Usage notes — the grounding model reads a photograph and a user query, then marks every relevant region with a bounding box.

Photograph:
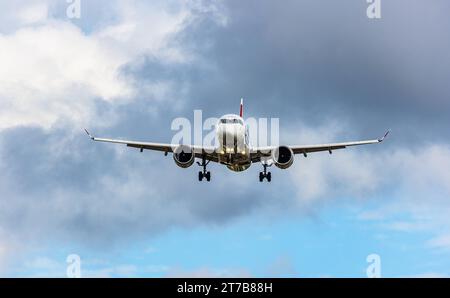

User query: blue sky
[8,203,445,278]
[1,0,450,277]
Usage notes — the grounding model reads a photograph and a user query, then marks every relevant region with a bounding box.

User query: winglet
[378,129,390,142]
[84,128,94,140]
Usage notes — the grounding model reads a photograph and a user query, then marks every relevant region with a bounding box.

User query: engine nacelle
[173,145,195,168]
[272,146,294,169]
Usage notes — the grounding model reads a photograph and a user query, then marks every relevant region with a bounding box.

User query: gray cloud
[168,0,450,143]
[0,123,294,248]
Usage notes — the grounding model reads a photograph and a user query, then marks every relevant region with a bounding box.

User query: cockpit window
[220,119,243,124]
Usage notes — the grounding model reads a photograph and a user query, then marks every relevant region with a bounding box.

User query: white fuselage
[216,114,251,171]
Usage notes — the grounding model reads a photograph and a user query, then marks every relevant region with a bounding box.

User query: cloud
[0,125,271,247]
[3,120,449,251]
[0,240,8,273]
[22,257,63,277]
[0,0,196,131]
[0,22,132,130]
[164,255,296,278]
[286,123,382,203]
[405,272,449,278]
[175,0,450,143]
[83,264,139,278]
[165,266,251,278]
[282,122,450,254]
[284,121,450,206]
[16,1,48,24]
[427,235,450,252]
[0,0,48,32]
[265,255,297,277]
[15,255,169,277]
[353,144,450,252]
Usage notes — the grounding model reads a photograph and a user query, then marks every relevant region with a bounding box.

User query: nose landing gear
[197,157,211,182]
[259,163,272,182]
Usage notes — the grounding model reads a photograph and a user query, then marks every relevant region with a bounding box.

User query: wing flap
[291,139,380,154]
[85,129,219,162]
[250,130,389,162]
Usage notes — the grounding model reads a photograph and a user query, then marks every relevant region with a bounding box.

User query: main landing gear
[197,157,211,182]
[259,163,272,182]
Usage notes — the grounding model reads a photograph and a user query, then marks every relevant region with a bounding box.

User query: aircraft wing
[251,130,390,162]
[84,129,219,162]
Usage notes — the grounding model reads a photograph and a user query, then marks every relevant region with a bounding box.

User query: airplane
[85,99,389,182]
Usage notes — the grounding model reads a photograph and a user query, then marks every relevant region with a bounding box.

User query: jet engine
[272,146,294,169]
[173,145,195,168]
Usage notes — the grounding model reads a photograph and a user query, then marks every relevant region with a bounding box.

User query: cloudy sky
[1,0,450,277]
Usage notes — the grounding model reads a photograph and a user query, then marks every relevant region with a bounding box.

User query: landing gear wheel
[197,157,211,182]
[259,163,272,182]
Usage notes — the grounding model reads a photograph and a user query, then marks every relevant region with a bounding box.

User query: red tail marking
[239,98,244,117]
